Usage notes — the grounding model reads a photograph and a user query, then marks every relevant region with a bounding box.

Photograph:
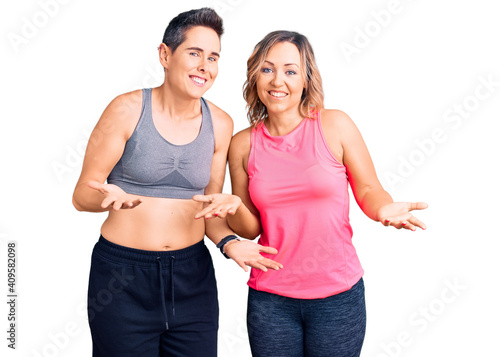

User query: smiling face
[162,26,220,100]
[256,41,305,119]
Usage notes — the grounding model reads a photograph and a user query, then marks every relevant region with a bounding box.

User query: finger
[112,199,124,211]
[246,261,268,272]
[213,209,228,218]
[404,223,417,231]
[258,246,278,255]
[386,213,412,224]
[132,198,143,207]
[120,198,143,209]
[400,221,416,231]
[233,259,249,273]
[383,219,391,227]
[392,222,403,229]
[194,202,226,219]
[408,202,428,211]
[125,200,136,209]
[260,258,283,270]
[407,216,426,230]
[204,210,223,219]
[194,206,216,219]
[100,196,115,209]
[192,194,213,203]
[386,219,405,229]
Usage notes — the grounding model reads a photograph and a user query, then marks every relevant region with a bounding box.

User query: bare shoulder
[206,99,233,134]
[228,127,252,173]
[106,89,143,118]
[99,89,144,139]
[321,109,356,131]
[230,127,252,152]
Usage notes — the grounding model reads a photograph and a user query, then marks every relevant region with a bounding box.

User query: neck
[266,109,304,136]
[154,83,201,120]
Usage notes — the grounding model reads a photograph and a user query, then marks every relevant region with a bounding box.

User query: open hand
[377,202,428,231]
[193,193,242,219]
[88,181,143,211]
[224,239,283,272]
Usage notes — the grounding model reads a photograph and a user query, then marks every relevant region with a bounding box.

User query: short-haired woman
[73,9,281,357]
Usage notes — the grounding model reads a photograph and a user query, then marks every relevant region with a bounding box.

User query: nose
[197,58,208,73]
[270,71,284,87]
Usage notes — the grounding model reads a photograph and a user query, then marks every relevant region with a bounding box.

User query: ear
[158,43,171,70]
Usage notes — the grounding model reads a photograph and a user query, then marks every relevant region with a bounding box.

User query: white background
[1,0,499,356]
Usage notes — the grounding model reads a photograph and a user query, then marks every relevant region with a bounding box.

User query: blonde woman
[195,31,427,356]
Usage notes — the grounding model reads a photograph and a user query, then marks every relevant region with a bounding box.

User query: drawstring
[156,257,169,330]
[156,256,176,330]
[171,256,176,316]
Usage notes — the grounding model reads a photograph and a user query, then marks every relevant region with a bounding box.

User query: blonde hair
[243,31,324,126]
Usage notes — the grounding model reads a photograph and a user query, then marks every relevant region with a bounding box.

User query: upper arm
[322,109,384,202]
[75,90,143,187]
[204,101,233,194]
[228,128,259,216]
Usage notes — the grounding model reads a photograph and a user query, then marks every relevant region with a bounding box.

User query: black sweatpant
[87,236,219,356]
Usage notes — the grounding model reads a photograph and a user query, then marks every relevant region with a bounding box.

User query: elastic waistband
[94,235,207,266]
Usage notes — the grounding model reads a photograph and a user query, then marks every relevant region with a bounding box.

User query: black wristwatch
[216,235,241,259]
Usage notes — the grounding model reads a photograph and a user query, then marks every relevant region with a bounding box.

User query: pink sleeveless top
[247,113,364,299]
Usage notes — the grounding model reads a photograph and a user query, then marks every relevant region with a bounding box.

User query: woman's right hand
[192,193,242,219]
[87,181,143,211]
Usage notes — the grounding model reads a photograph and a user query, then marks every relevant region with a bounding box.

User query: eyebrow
[185,47,220,57]
[264,60,299,67]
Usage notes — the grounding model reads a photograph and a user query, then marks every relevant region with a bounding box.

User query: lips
[190,75,207,86]
[268,90,288,98]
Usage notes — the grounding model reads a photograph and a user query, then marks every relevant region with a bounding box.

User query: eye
[208,56,217,62]
[261,67,273,74]
[286,70,297,75]
[189,52,200,57]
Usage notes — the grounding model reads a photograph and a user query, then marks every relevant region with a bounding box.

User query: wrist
[216,235,241,259]
[223,238,240,253]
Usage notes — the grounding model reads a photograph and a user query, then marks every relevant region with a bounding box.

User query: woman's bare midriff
[101,196,206,251]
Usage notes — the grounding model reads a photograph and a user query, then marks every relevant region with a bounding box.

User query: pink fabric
[247,113,364,299]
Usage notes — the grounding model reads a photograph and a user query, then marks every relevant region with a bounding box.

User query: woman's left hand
[193,193,242,219]
[377,202,428,231]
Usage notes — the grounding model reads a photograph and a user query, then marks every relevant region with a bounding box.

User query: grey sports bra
[107,88,215,199]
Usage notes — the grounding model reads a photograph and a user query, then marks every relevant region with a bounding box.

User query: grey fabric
[107,88,215,198]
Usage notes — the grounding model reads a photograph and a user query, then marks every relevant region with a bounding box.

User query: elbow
[72,195,84,212]
[244,227,262,240]
[232,225,261,240]
[243,232,261,240]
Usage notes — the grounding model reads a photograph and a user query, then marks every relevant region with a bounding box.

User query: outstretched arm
[322,109,427,231]
[72,91,144,212]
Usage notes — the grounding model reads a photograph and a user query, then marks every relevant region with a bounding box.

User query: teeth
[191,76,206,84]
[270,91,286,97]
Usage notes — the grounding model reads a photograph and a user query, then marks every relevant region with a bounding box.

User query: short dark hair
[162,8,223,53]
